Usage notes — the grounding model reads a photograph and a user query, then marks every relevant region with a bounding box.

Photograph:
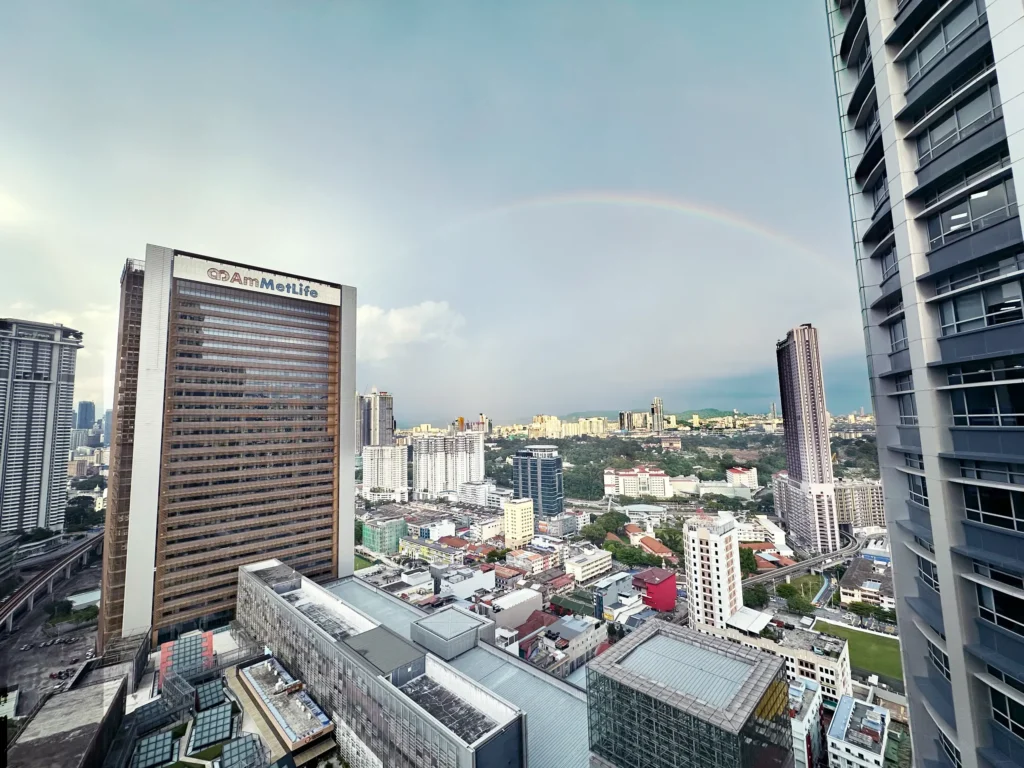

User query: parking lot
[0,563,100,715]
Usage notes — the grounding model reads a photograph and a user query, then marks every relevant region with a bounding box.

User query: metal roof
[450,646,590,767]
[343,626,424,675]
[726,606,773,635]
[617,633,751,709]
[327,579,425,639]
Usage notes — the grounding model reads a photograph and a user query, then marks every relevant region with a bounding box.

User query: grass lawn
[814,620,903,680]
[354,554,375,571]
[788,574,824,599]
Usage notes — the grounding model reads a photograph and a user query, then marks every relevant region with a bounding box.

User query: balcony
[847,56,876,117]
[863,200,893,243]
[914,673,957,731]
[870,271,903,309]
[887,0,943,48]
[854,124,884,183]
[906,583,945,636]
[902,22,992,122]
[924,215,1024,278]
[839,0,867,61]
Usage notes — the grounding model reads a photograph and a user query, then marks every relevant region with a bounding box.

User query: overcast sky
[0,2,868,424]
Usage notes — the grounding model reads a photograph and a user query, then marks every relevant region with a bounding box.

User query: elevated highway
[742,530,860,587]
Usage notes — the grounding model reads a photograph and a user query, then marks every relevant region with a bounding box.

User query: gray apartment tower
[827,1,1024,765]
[355,387,395,454]
[0,319,83,533]
[512,445,564,518]
[775,325,841,554]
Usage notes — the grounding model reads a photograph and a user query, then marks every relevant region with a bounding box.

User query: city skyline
[2,2,867,422]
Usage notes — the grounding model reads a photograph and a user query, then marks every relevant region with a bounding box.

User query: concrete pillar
[5,613,12,633]
[81,552,88,566]
[47,578,54,595]
[27,593,34,612]
[64,564,72,580]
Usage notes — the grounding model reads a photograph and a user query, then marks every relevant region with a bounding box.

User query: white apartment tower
[776,325,841,554]
[412,431,485,500]
[362,445,408,497]
[0,319,83,532]
[651,396,665,434]
[684,512,743,629]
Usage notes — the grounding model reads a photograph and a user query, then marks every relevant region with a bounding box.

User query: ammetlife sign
[172,254,342,306]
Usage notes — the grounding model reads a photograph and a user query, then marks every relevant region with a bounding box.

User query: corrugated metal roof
[451,646,590,768]
[327,579,425,639]
[617,633,752,709]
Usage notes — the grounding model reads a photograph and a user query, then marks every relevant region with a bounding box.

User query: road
[741,531,861,586]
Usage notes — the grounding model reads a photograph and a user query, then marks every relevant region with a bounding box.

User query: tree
[594,511,629,534]
[579,524,608,546]
[738,547,759,576]
[604,542,662,568]
[654,527,685,555]
[786,595,815,615]
[65,497,103,531]
[743,585,769,609]
[49,599,73,618]
[848,602,875,617]
[70,476,106,491]
[775,583,798,599]
[486,548,511,562]
[354,520,363,546]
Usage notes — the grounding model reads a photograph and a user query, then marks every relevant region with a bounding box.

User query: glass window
[939,279,1023,336]
[909,474,929,506]
[978,584,1024,636]
[939,732,962,768]
[991,686,1024,738]
[974,561,1024,590]
[927,179,1017,249]
[948,356,1024,384]
[960,459,1024,485]
[988,665,1024,695]
[936,253,1024,295]
[895,373,915,392]
[906,0,984,85]
[898,393,918,425]
[880,247,899,281]
[951,383,1024,426]
[928,640,951,681]
[918,555,940,592]
[905,453,925,470]
[871,174,890,210]
[890,318,908,352]
[964,483,1024,531]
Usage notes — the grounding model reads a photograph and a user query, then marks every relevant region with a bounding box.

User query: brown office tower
[99,246,356,651]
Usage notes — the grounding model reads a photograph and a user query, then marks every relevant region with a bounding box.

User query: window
[906,0,985,86]
[964,483,1024,531]
[926,151,1011,208]
[917,83,1002,166]
[908,474,929,506]
[936,253,1024,295]
[880,247,899,281]
[960,459,1024,485]
[864,103,880,142]
[905,452,924,470]
[898,393,919,425]
[915,535,935,554]
[918,555,940,592]
[871,174,890,210]
[948,356,1024,385]
[928,639,951,681]
[990,685,1024,737]
[975,561,1024,590]
[895,373,915,391]
[988,665,1024,695]
[978,583,1024,636]
[950,383,1024,426]
[939,731,962,768]
[927,178,1017,249]
[938,279,1024,335]
[890,318,908,352]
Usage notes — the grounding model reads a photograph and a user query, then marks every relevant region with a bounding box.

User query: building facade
[512,445,564,518]
[565,547,613,582]
[362,516,408,556]
[651,396,665,435]
[602,466,673,499]
[411,432,485,500]
[77,400,96,430]
[0,318,82,533]
[834,478,886,530]
[99,247,355,649]
[684,512,743,629]
[362,445,408,502]
[824,1,1024,763]
[587,622,794,768]
[502,497,534,549]
[775,325,841,554]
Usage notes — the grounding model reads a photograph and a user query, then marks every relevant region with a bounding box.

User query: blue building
[512,445,564,518]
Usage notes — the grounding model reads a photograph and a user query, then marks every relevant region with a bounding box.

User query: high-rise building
[362,445,408,502]
[366,387,395,446]
[684,512,743,629]
[503,497,534,549]
[833,478,886,530]
[101,408,113,447]
[775,325,840,553]
[355,392,370,454]
[411,431,485,500]
[0,319,83,533]
[823,2,1024,763]
[76,400,96,430]
[512,445,564,518]
[651,396,665,435]
[587,621,794,768]
[99,246,355,650]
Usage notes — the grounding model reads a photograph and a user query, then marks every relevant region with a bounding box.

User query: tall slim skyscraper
[99,246,355,650]
[512,445,564,517]
[775,325,840,554]
[367,387,395,446]
[825,2,1024,764]
[102,408,113,447]
[651,396,665,435]
[76,400,96,429]
[0,319,83,533]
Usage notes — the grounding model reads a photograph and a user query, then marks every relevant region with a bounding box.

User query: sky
[0,2,869,424]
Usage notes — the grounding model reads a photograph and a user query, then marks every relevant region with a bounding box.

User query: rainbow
[435,190,842,271]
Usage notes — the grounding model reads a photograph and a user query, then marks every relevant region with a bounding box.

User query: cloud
[0,188,34,227]
[357,301,465,362]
